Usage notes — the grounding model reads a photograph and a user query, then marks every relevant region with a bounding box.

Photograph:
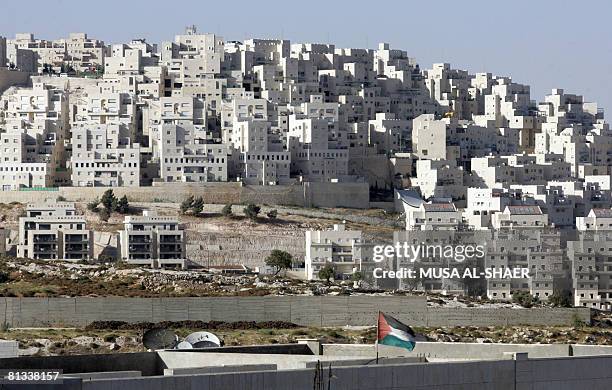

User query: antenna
[184,331,221,348]
[142,328,179,350]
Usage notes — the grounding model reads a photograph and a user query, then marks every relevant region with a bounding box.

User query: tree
[87,199,100,212]
[99,208,111,222]
[318,265,335,284]
[243,204,261,221]
[101,189,117,211]
[266,209,278,219]
[192,196,204,215]
[221,204,233,217]
[116,195,129,214]
[265,250,293,275]
[180,195,194,215]
[351,271,363,282]
[549,289,572,308]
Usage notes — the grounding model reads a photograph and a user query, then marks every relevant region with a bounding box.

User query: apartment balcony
[33,235,57,243]
[128,244,151,252]
[159,235,182,243]
[65,244,88,252]
[128,236,151,244]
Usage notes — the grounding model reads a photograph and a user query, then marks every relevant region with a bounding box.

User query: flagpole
[376,311,380,364]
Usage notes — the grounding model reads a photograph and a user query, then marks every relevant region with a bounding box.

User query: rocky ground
[4,320,612,357]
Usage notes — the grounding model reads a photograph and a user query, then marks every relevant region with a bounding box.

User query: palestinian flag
[377,312,416,351]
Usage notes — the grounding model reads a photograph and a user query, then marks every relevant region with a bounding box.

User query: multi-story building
[159,124,227,182]
[17,202,92,261]
[118,210,186,268]
[70,123,141,187]
[305,224,375,281]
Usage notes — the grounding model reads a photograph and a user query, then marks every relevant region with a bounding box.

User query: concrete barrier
[323,342,572,360]
[0,296,590,328]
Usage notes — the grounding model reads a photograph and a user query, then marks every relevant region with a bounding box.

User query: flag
[377,312,416,351]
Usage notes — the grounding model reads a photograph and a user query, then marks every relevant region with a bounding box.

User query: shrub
[116,195,129,214]
[180,195,194,214]
[192,196,204,215]
[56,195,66,201]
[243,204,261,221]
[266,209,278,219]
[221,204,233,217]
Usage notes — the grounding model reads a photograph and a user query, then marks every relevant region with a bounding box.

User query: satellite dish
[184,331,221,348]
[176,341,193,350]
[142,328,179,350]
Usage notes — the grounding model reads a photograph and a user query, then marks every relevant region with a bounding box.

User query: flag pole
[375,311,380,364]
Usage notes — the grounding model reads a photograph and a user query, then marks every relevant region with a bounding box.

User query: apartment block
[118,210,186,269]
[17,202,93,261]
[305,223,374,281]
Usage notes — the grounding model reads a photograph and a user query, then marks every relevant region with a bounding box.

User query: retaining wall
[0,296,590,328]
[0,182,370,209]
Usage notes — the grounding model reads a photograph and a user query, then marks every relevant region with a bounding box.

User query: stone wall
[0,182,370,209]
[0,296,590,328]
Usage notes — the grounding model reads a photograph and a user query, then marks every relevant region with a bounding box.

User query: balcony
[129,236,151,244]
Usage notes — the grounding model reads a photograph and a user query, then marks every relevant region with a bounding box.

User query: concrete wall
[0,68,30,94]
[0,352,161,375]
[323,342,572,360]
[78,356,612,390]
[0,182,370,209]
[516,354,612,390]
[0,296,590,328]
[80,360,517,390]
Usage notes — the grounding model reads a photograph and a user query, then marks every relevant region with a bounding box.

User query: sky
[3,0,612,112]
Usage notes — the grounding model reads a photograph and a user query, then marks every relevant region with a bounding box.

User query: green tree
[180,195,194,214]
[192,196,204,215]
[266,209,278,219]
[549,289,572,308]
[221,204,233,217]
[99,208,111,222]
[318,265,335,284]
[116,195,129,214]
[265,250,293,275]
[243,204,261,221]
[101,189,117,211]
[351,271,363,282]
[87,199,100,212]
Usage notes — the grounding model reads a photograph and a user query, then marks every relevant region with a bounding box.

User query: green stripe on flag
[379,334,415,351]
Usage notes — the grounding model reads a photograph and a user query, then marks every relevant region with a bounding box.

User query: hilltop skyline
[3,0,611,112]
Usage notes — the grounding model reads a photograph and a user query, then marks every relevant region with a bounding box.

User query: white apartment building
[159,124,227,182]
[287,115,349,182]
[57,33,107,73]
[491,205,548,230]
[0,82,69,189]
[17,202,93,261]
[70,123,141,187]
[118,210,186,269]
[404,201,462,231]
[305,224,374,281]
[414,159,465,202]
[230,118,290,185]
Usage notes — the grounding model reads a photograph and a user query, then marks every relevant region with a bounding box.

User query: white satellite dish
[176,341,194,350]
[184,331,221,348]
